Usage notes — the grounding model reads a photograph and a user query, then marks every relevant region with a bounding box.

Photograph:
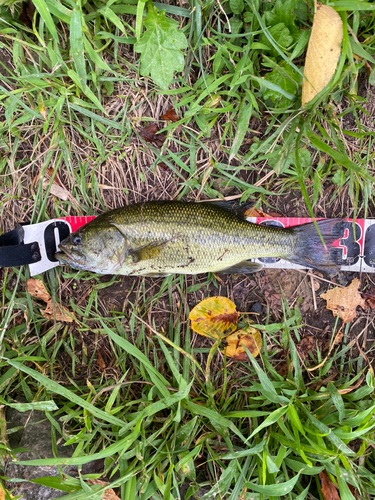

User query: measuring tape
[247,217,375,273]
[2,216,374,276]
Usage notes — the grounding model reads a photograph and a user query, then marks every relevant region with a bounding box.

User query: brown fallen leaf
[297,334,316,360]
[140,124,166,147]
[160,106,179,122]
[97,351,106,372]
[40,168,71,202]
[223,327,262,361]
[264,290,282,309]
[302,3,343,105]
[319,470,340,500]
[43,182,70,201]
[321,278,366,324]
[276,358,292,377]
[41,301,76,322]
[243,206,282,218]
[19,0,36,28]
[26,278,50,303]
[189,296,238,339]
[361,284,375,310]
[87,479,120,500]
[158,162,169,171]
[244,207,271,217]
[47,168,65,187]
[27,278,75,323]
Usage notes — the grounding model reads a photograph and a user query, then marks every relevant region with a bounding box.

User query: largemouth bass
[55,200,344,276]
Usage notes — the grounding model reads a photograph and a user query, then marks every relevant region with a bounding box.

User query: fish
[55,200,344,276]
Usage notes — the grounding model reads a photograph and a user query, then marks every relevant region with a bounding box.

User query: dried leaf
[158,162,169,171]
[160,107,179,122]
[321,278,366,324]
[140,124,166,147]
[97,351,106,372]
[42,169,70,201]
[87,479,120,500]
[27,278,76,323]
[41,301,76,323]
[362,284,375,309]
[244,207,272,217]
[19,0,36,28]
[189,296,238,339]
[297,335,316,360]
[264,290,282,309]
[244,206,282,218]
[44,182,70,201]
[27,278,51,303]
[47,168,64,187]
[302,3,343,105]
[319,470,340,500]
[223,327,262,361]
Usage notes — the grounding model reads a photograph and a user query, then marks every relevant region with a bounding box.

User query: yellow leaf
[222,327,262,361]
[320,278,366,324]
[302,2,343,106]
[0,486,13,499]
[38,102,47,120]
[188,296,238,339]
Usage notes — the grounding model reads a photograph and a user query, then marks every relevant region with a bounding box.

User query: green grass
[2,288,375,499]
[1,0,375,498]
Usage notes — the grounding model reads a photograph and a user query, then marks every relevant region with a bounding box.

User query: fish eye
[72,235,82,245]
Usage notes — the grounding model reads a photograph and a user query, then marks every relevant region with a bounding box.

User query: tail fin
[288,219,345,272]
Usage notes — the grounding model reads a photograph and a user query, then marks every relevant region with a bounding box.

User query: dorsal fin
[204,200,253,220]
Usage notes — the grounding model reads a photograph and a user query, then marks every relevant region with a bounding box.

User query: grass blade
[70,8,87,90]
[229,98,253,161]
[7,360,125,427]
[245,473,301,495]
[32,0,58,41]
[99,320,171,398]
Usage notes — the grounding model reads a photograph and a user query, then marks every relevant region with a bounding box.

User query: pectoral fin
[217,261,263,275]
[129,241,166,263]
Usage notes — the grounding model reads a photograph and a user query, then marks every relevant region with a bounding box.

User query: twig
[310,272,318,311]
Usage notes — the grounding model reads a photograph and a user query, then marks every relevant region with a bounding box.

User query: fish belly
[115,232,282,276]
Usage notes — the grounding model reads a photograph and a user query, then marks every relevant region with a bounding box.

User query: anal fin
[138,272,173,278]
[216,261,263,275]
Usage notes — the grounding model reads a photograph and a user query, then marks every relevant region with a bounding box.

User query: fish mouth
[55,246,86,265]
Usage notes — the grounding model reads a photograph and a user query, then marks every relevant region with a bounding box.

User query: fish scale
[55,201,344,275]
[105,202,294,275]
